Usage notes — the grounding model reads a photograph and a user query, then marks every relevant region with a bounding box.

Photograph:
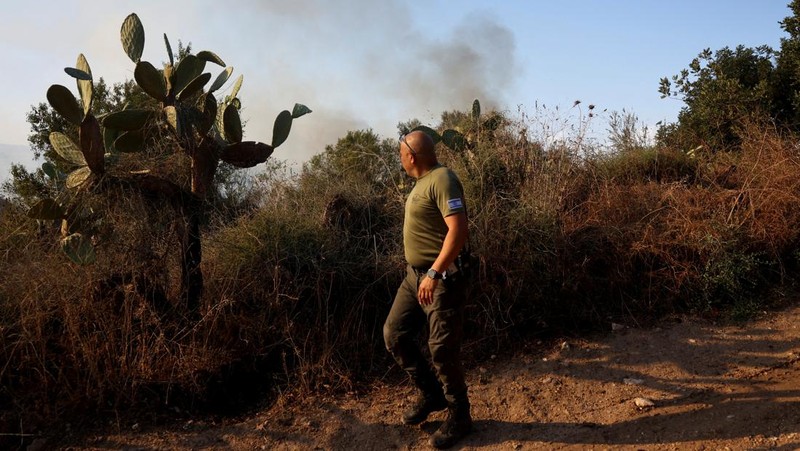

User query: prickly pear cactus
[28,12,311,312]
[412,99,479,152]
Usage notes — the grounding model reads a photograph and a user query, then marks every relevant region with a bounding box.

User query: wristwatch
[426,268,443,280]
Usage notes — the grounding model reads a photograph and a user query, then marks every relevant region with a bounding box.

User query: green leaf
[196,50,225,67]
[102,109,152,131]
[177,72,211,101]
[209,67,233,93]
[114,130,145,152]
[173,55,206,97]
[163,33,174,66]
[76,54,93,115]
[61,233,96,265]
[27,198,64,220]
[134,61,167,101]
[66,166,92,189]
[64,67,92,80]
[223,103,242,143]
[46,84,83,125]
[220,141,274,168]
[411,125,442,144]
[291,103,312,119]
[120,13,145,63]
[49,132,86,166]
[272,110,293,148]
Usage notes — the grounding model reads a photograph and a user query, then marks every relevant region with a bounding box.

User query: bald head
[399,130,438,178]
[403,130,436,158]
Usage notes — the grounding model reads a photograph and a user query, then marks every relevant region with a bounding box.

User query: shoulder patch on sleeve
[448,198,464,210]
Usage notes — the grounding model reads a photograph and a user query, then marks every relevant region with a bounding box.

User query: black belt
[410,265,429,276]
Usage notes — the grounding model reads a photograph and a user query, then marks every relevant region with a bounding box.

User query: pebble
[634,397,655,408]
[623,378,644,385]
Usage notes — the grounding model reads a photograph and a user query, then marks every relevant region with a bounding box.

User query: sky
[0,1,792,181]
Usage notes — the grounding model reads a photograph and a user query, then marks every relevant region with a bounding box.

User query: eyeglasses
[399,134,418,156]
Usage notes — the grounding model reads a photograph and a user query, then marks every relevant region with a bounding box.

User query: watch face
[427,269,441,279]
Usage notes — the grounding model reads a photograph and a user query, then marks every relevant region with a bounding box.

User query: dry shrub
[5,111,800,432]
[201,161,405,394]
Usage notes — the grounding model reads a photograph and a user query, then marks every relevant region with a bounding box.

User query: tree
[658,45,775,150]
[657,2,800,150]
[304,129,399,190]
[773,0,800,128]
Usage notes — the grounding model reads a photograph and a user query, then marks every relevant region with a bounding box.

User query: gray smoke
[233,1,519,164]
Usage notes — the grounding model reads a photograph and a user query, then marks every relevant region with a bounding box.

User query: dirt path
[53,305,800,450]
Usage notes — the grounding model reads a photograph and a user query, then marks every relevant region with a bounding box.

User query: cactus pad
[197,93,217,136]
[209,67,233,93]
[229,74,243,100]
[114,130,145,153]
[134,61,167,101]
[272,110,293,148]
[223,103,242,143]
[173,55,206,97]
[177,72,211,101]
[79,114,106,173]
[27,198,65,220]
[441,129,468,152]
[76,54,93,115]
[65,166,92,189]
[163,33,174,66]
[61,233,96,265]
[220,141,274,168]
[50,132,87,166]
[64,67,92,80]
[46,84,83,125]
[102,109,151,131]
[411,125,442,144]
[291,103,312,119]
[42,162,60,180]
[197,50,225,67]
[121,13,145,63]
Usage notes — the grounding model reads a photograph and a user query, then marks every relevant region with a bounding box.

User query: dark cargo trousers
[383,265,469,404]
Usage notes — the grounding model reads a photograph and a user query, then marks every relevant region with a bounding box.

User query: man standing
[383,130,472,448]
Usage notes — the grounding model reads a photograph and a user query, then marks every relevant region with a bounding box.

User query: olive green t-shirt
[403,165,466,268]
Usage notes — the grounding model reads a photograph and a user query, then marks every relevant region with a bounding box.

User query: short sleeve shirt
[403,165,466,268]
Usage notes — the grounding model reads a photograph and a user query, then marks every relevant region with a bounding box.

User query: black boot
[402,389,448,425]
[429,401,472,449]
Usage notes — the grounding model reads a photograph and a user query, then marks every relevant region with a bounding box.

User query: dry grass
[3,113,800,433]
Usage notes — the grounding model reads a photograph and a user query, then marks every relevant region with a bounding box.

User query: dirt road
[54,305,800,450]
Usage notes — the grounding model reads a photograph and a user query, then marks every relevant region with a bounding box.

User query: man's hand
[418,276,438,306]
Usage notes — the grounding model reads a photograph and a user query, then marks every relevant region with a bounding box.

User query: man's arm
[417,211,468,305]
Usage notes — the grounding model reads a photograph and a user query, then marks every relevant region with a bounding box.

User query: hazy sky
[0,1,791,176]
